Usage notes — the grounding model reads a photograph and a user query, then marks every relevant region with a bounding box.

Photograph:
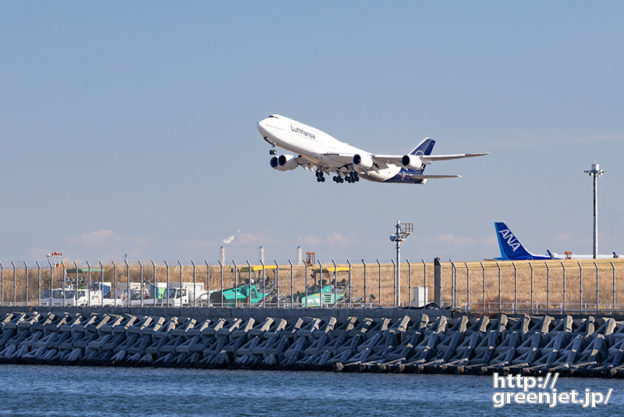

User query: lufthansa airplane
[256,114,487,184]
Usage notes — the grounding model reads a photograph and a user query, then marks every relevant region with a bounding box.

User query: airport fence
[0,259,623,314]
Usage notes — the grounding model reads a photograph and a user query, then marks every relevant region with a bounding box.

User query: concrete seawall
[0,308,623,378]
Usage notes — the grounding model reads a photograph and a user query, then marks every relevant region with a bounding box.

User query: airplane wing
[276,153,355,172]
[421,153,488,162]
[294,155,317,170]
[324,153,404,170]
[367,155,403,169]
[321,152,488,171]
[320,153,358,168]
[371,153,488,168]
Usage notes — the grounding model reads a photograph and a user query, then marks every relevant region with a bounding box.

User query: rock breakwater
[0,311,623,377]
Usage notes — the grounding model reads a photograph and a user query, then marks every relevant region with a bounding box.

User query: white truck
[64,289,103,306]
[39,288,102,307]
[143,283,208,307]
[39,289,64,307]
[101,290,126,307]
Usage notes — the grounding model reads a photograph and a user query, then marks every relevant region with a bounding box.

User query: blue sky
[1,2,623,264]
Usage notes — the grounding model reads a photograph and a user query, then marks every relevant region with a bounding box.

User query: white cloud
[302,235,321,246]
[221,230,279,246]
[70,229,122,248]
[434,233,475,246]
[238,232,264,244]
[66,230,150,261]
[327,232,351,247]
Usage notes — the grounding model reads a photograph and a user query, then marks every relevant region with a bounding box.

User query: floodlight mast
[390,220,412,306]
[584,163,605,259]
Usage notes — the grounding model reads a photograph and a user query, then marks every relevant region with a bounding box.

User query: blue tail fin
[409,138,435,156]
[494,222,533,260]
[386,138,436,183]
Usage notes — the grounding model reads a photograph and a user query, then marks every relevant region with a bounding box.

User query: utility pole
[584,163,605,259]
[390,220,412,307]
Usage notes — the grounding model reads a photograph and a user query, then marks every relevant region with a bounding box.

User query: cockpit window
[268,114,278,118]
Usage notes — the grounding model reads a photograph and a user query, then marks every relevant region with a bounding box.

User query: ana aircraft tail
[494,222,550,260]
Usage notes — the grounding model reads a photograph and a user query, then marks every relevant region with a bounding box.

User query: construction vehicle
[209,283,271,307]
[298,266,349,307]
[298,281,346,307]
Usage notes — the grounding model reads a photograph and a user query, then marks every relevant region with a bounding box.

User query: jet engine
[278,154,298,170]
[401,154,423,170]
[352,153,374,169]
[270,154,297,171]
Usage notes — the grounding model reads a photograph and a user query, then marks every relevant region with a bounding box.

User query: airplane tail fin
[403,138,435,175]
[494,222,533,260]
[409,138,435,156]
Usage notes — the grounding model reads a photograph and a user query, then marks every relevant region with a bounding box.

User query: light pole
[389,220,412,307]
[584,163,605,259]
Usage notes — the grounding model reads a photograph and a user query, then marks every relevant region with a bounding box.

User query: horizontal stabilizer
[412,174,461,179]
[422,153,488,163]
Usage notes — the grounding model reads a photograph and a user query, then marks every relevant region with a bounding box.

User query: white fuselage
[257,114,400,182]
[549,251,618,260]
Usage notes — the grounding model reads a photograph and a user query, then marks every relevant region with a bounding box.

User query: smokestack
[220,246,225,265]
[297,246,302,265]
[259,246,264,264]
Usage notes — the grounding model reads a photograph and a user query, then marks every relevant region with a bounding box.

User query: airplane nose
[257,119,269,136]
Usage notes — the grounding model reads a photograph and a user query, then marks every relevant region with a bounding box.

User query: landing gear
[332,172,359,183]
[316,171,325,182]
[344,172,360,183]
[269,148,276,155]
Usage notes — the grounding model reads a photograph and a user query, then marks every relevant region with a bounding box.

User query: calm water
[0,365,623,416]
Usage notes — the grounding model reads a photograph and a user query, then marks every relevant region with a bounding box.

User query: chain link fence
[0,259,622,313]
